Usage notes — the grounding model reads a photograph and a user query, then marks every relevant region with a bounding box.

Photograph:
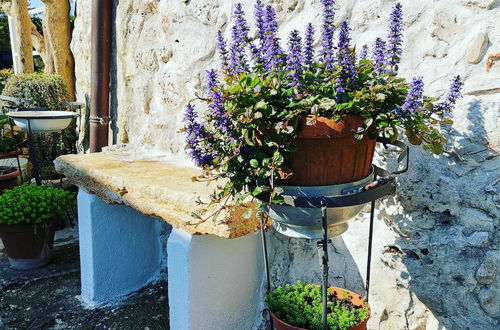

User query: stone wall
[71,0,499,329]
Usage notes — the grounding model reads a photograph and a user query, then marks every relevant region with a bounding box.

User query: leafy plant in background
[0,111,24,154]
[3,73,69,110]
[266,281,369,330]
[0,68,13,92]
[181,0,463,221]
[0,184,76,226]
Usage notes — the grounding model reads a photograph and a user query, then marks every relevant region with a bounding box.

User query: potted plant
[0,113,18,159]
[0,184,76,270]
[267,281,369,330]
[181,1,463,223]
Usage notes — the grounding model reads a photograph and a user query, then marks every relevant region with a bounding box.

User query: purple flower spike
[372,37,388,75]
[229,3,250,75]
[184,104,212,166]
[435,75,463,113]
[255,0,266,42]
[335,22,357,97]
[286,30,303,86]
[359,44,368,60]
[402,77,425,113]
[251,0,266,65]
[320,0,336,70]
[304,23,315,70]
[216,31,229,71]
[206,70,233,134]
[263,5,285,72]
[387,2,404,71]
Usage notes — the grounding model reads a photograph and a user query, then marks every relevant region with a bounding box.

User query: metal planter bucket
[264,168,374,239]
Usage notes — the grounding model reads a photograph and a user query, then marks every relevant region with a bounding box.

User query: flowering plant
[182,1,463,220]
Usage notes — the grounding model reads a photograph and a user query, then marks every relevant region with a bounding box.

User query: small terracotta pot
[0,150,18,160]
[270,287,370,330]
[288,115,376,186]
[0,166,20,194]
[0,222,55,270]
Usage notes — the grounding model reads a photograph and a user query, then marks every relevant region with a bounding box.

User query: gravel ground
[0,227,169,330]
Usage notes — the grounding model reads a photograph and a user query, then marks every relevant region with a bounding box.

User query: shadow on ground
[0,230,169,330]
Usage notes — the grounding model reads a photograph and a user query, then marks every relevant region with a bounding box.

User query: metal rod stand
[318,198,330,330]
[259,213,273,330]
[26,119,41,185]
[365,171,378,302]
[8,120,23,184]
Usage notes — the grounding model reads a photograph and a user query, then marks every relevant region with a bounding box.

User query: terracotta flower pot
[0,223,55,270]
[0,150,18,160]
[0,166,20,194]
[288,115,376,186]
[270,287,370,330]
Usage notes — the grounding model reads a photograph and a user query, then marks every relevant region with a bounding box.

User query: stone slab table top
[54,153,261,239]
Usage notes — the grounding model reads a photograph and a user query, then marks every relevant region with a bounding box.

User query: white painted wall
[77,189,171,307]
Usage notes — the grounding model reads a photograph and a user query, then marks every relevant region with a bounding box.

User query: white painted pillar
[77,189,166,307]
[168,228,264,330]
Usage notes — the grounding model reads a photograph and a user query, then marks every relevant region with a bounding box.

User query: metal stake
[319,198,329,330]
[26,119,41,185]
[365,172,378,302]
[258,213,273,330]
[8,119,23,184]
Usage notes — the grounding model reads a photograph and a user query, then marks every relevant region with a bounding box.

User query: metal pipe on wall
[90,0,112,153]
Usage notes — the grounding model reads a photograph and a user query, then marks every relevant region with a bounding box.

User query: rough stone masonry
[71,1,499,329]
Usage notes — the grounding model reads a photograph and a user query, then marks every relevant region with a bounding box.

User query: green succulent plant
[266,281,369,330]
[0,184,76,226]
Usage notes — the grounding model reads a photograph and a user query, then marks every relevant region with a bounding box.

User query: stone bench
[54,153,265,330]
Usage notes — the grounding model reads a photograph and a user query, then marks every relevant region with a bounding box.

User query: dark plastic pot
[270,287,370,330]
[0,223,55,270]
[0,166,20,194]
[288,115,376,186]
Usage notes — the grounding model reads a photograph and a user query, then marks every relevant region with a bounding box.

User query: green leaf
[252,186,263,196]
[250,159,259,168]
[242,208,253,219]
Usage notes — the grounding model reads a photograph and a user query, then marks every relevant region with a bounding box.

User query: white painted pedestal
[77,190,167,307]
[168,228,264,330]
[77,189,264,329]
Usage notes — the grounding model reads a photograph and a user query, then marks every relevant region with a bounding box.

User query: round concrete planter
[0,166,20,194]
[0,223,54,270]
[264,169,374,239]
[270,287,370,330]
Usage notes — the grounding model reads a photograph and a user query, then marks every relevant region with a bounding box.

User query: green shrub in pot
[0,184,76,269]
[0,184,76,226]
[267,281,369,330]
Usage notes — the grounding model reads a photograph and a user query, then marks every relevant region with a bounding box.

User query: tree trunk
[41,0,75,100]
[8,0,34,73]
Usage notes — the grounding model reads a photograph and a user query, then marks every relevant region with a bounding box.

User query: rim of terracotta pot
[0,167,20,181]
[298,115,371,139]
[269,286,371,330]
[0,150,18,160]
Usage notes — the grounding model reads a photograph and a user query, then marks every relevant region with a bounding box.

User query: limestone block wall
[71,0,499,329]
